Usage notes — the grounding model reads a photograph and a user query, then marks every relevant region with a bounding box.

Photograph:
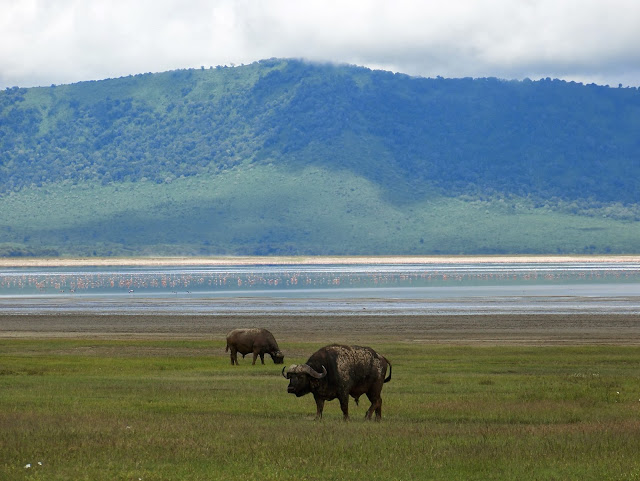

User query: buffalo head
[282,364,327,397]
[271,350,285,364]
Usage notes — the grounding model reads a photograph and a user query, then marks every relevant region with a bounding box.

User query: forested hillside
[1,59,639,256]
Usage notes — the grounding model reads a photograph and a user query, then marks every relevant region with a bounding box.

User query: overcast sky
[2,0,639,90]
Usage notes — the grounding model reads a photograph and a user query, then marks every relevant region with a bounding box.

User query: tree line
[1,59,639,205]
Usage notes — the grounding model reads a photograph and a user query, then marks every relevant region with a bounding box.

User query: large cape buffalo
[225,328,284,365]
[282,344,392,420]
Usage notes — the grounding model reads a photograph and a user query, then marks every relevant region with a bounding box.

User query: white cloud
[1,0,639,89]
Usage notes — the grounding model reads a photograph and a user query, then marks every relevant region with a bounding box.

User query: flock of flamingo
[1,265,638,295]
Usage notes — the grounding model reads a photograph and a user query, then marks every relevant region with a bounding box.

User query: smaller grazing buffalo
[225,328,284,365]
[282,344,391,421]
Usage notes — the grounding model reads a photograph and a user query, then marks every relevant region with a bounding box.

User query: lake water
[1,262,640,316]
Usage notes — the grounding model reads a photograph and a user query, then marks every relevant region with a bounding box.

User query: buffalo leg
[252,351,257,365]
[365,393,383,421]
[338,395,350,421]
[314,396,325,420]
[230,348,238,365]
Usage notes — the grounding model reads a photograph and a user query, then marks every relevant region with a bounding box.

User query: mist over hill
[1,59,639,256]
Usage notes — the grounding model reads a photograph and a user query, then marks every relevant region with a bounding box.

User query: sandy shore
[1,255,640,267]
[2,313,639,346]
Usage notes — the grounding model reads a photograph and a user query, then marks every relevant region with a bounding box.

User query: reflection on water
[1,290,640,316]
[1,262,639,315]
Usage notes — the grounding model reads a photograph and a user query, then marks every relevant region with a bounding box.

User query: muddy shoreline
[2,313,639,345]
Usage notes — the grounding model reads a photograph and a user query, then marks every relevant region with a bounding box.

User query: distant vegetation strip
[2,255,640,268]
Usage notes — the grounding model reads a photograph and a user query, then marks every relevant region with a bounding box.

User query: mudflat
[1,312,639,346]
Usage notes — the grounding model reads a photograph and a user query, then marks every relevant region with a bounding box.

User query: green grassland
[2,339,640,480]
[2,164,639,257]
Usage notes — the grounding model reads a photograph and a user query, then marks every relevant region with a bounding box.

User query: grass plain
[3,165,640,257]
[1,313,640,480]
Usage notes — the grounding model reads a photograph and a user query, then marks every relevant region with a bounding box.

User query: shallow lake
[1,262,639,316]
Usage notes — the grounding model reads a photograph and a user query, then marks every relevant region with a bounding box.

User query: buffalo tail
[384,359,392,383]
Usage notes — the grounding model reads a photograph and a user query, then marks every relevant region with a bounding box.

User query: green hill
[1,59,639,256]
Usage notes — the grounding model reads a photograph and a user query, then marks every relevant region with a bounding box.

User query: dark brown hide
[284,344,391,420]
[225,328,284,365]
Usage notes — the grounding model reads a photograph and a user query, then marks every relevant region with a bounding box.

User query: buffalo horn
[301,364,327,379]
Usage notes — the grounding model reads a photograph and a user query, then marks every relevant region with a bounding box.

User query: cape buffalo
[282,344,392,421]
[225,328,284,365]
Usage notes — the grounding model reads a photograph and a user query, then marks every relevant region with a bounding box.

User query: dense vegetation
[1,59,639,256]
